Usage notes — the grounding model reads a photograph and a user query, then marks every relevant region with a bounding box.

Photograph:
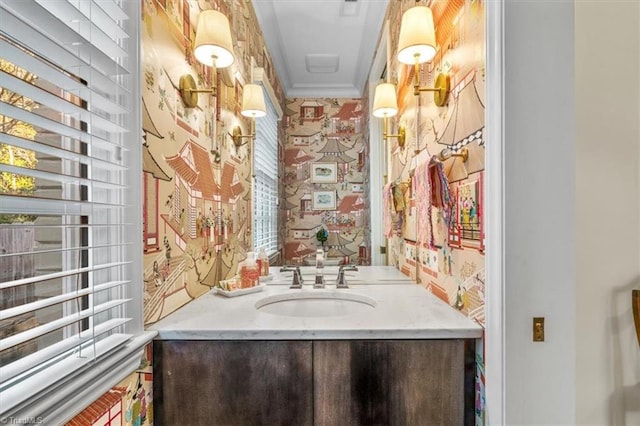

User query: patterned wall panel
[283,98,370,266]
[141,0,284,325]
[382,0,485,326]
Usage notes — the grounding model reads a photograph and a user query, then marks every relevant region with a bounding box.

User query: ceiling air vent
[305,54,340,73]
[341,0,359,16]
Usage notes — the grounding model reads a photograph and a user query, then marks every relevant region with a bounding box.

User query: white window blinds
[253,85,278,255]
[0,0,151,420]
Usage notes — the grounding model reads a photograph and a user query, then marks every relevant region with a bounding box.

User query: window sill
[3,331,157,425]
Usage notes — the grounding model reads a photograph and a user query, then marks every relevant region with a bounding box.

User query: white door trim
[485,0,505,424]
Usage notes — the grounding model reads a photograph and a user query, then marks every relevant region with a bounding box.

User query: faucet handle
[336,264,357,289]
[314,274,325,289]
[339,265,358,272]
[280,266,303,289]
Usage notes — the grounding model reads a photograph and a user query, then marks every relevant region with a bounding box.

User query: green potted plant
[316,227,328,248]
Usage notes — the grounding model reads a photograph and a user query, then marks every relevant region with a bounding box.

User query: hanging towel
[414,157,453,249]
[428,158,453,227]
[392,182,409,212]
[414,160,430,248]
[382,182,394,238]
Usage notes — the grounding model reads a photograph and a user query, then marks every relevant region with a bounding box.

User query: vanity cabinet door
[154,340,313,426]
[313,340,466,426]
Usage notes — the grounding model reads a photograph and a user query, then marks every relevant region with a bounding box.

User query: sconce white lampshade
[241,84,266,118]
[372,83,398,118]
[194,10,235,68]
[397,6,437,65]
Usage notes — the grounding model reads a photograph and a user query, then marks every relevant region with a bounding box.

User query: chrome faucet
[280,266,303,289]
[314,249,325,289]
[336,265,358,289]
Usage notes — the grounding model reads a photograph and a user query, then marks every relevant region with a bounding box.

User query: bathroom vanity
[150,268,482,425]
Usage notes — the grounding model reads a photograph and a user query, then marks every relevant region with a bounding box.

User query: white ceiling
[251,0,389,98]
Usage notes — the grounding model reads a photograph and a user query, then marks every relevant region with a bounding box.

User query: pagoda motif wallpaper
[93,1,286,424]
[283,98,370,266]
[382,0,485,327]
[140,0,284,326]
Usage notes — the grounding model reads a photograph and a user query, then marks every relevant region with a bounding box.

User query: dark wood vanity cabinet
[153,340,313,425]
[154,339,473,426]
[313,340,468,426]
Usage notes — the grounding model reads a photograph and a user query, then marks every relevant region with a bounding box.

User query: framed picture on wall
[311,162,337,183]
[312,190,336,210]
[449,174,485,252]
[459,180,480,240]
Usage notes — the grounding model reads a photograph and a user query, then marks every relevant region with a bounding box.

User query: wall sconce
[436,147,468,162]
[231,83,266,147]
[372,82,406,148]
[179,10,235,107]
[397,6,450,106]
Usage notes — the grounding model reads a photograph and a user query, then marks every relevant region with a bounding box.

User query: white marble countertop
[150,268,482,340]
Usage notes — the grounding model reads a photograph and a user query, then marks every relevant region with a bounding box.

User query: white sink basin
[255,291,376,317]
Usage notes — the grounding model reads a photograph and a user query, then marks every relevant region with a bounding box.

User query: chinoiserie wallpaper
[282,98,371,266]
[140,0,284,326]
[379,1,486,422]
[383,0,485,329]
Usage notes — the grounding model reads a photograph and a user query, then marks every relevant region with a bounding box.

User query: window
[0,0,152,421]
[253,83,278,255]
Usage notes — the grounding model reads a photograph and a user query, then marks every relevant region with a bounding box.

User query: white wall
[502,1,640,424]
[504,1,576,424]
[575,2,640,425]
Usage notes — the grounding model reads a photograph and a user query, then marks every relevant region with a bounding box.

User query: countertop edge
[153,328,483,341]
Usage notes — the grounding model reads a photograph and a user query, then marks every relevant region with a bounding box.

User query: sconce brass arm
[412,55,450,106]
[382,117,406,148]
[179,55,219,107]
[231,126,255,147]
